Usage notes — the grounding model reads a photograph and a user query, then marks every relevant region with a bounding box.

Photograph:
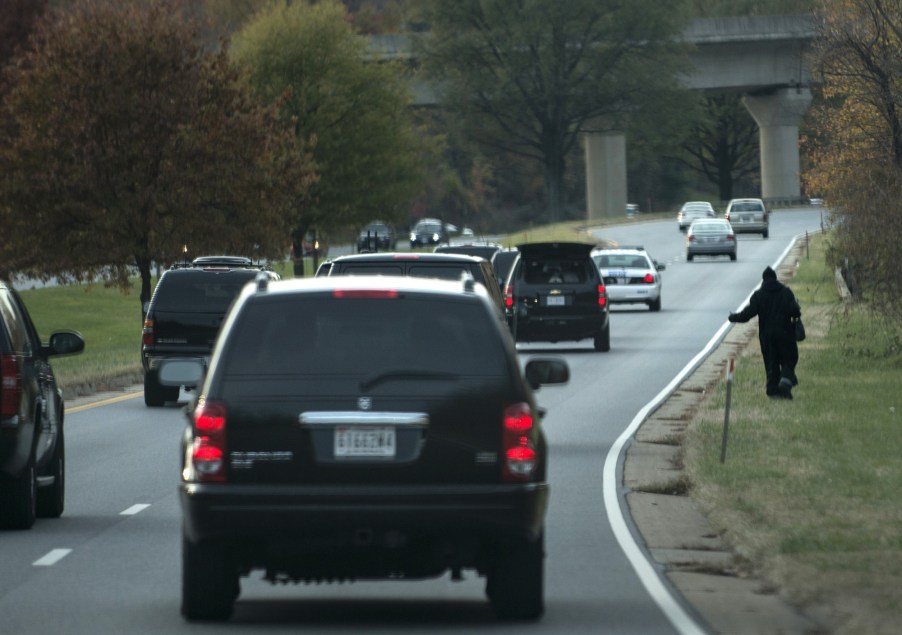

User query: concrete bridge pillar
[742,87,812,199]
[584,129,627,221]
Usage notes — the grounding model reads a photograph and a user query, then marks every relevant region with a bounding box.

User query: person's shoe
[778,377,793,399]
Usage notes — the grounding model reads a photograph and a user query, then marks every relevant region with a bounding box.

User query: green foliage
[413,0,695,222]
[0,0,315,308]
[231,0,429,235]
[675,93,760,201]
[806,0,902,323]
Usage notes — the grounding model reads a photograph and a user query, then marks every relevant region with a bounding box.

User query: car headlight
[410,232,416,240]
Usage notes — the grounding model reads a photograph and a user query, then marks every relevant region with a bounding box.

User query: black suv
[356,221,397,253]
[504,242,611,351]
[158,274,568,621]
[1,281,84,529]
[141,256,279,407]
[322,252,506,312]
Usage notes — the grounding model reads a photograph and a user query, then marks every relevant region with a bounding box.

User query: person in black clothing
[728,266,801,399]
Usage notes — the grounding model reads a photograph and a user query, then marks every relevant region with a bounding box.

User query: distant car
[686,219,737,261]
[591,246,665,312]
[409,218,447,248]
[724,198,769,238]
[433,243,502,262]
[504,242,611,351]
[356,221,396,253]
[323,252,505,313]
[1,281,84,529]
[141,256,279,407]
[159,274,569,621]
[677,201,716,231]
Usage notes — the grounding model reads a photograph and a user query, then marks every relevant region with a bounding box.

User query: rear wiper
[360,370,460,391]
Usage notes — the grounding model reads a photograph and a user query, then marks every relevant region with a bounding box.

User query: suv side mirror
[524,358,569,390]
[46,331,85,357]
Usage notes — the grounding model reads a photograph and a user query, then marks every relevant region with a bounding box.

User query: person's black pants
[760,334,797,395]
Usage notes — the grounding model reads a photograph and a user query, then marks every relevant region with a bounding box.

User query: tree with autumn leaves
[0,0,316,308]
[807,0,902,321]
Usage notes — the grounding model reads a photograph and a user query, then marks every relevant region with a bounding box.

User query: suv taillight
[1,354,21,418]
[503,402,537,482]
[190,399,227,482]
[504,284,513,310]
[597,284,607,307]
[142,318,154,347]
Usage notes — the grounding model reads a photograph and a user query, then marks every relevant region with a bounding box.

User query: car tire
[593,322,611,352]
[487,532,544,620]
[730,253,737,261]
[144,370,179,407]
[0,455,36,530]
[763,229,769,239]
[687,254,694,262]
[36,431,65,518]
[181,535,238,621]
[648,297,661,312]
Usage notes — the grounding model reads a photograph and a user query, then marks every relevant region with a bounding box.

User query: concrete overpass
[370,15,818,218]
[586,15,816,219]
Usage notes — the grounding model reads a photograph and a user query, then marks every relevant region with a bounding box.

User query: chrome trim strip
[298,411,429,427]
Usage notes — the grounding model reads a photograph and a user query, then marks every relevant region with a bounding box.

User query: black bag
[793,317,806,342]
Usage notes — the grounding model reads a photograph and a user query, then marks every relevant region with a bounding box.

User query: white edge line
[33,548,72,567]
[120,503,151,516]
[602,233,809,634]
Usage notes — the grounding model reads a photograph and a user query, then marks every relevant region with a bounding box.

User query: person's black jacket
[729,278,801,342]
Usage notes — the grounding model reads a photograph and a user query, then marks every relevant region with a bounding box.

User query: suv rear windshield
[730,202,764,212]
[522,258,594,285]
[221,295,508,379]
[152,270,259,312]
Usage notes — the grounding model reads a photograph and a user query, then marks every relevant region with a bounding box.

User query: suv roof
[324,252,505,312]
[167,255,274,271]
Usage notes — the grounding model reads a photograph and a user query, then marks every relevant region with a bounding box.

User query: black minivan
[504,242,611,351]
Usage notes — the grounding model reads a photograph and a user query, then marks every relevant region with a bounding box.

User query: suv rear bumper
[513,313,607,342]
[180,482,548,543]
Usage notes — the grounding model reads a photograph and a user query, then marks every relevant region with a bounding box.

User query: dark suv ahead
[1,281,84,529]
[322,252,505,312]
[504,242,611,351]
[159,275,568,621]
[141,256,279,407]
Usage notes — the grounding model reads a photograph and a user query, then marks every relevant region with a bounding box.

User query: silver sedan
[686,219,737,261]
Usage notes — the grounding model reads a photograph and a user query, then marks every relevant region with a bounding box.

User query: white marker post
[721,358,735,464]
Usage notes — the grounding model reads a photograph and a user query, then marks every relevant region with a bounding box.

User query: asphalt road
[0,208,825,634]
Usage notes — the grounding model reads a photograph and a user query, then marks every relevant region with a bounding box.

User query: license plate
[334,426,396,458]
[545,296,565,306]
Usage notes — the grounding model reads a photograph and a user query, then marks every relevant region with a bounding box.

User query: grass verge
[683,234,902,634]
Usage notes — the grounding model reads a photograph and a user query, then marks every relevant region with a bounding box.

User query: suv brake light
[502,402,537,481]
[142,318,154,347]
[597,284,607,307]
[1,354,21,418]
[190,399,227,482]
[332,289,399,299]
[504,284,513,310]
